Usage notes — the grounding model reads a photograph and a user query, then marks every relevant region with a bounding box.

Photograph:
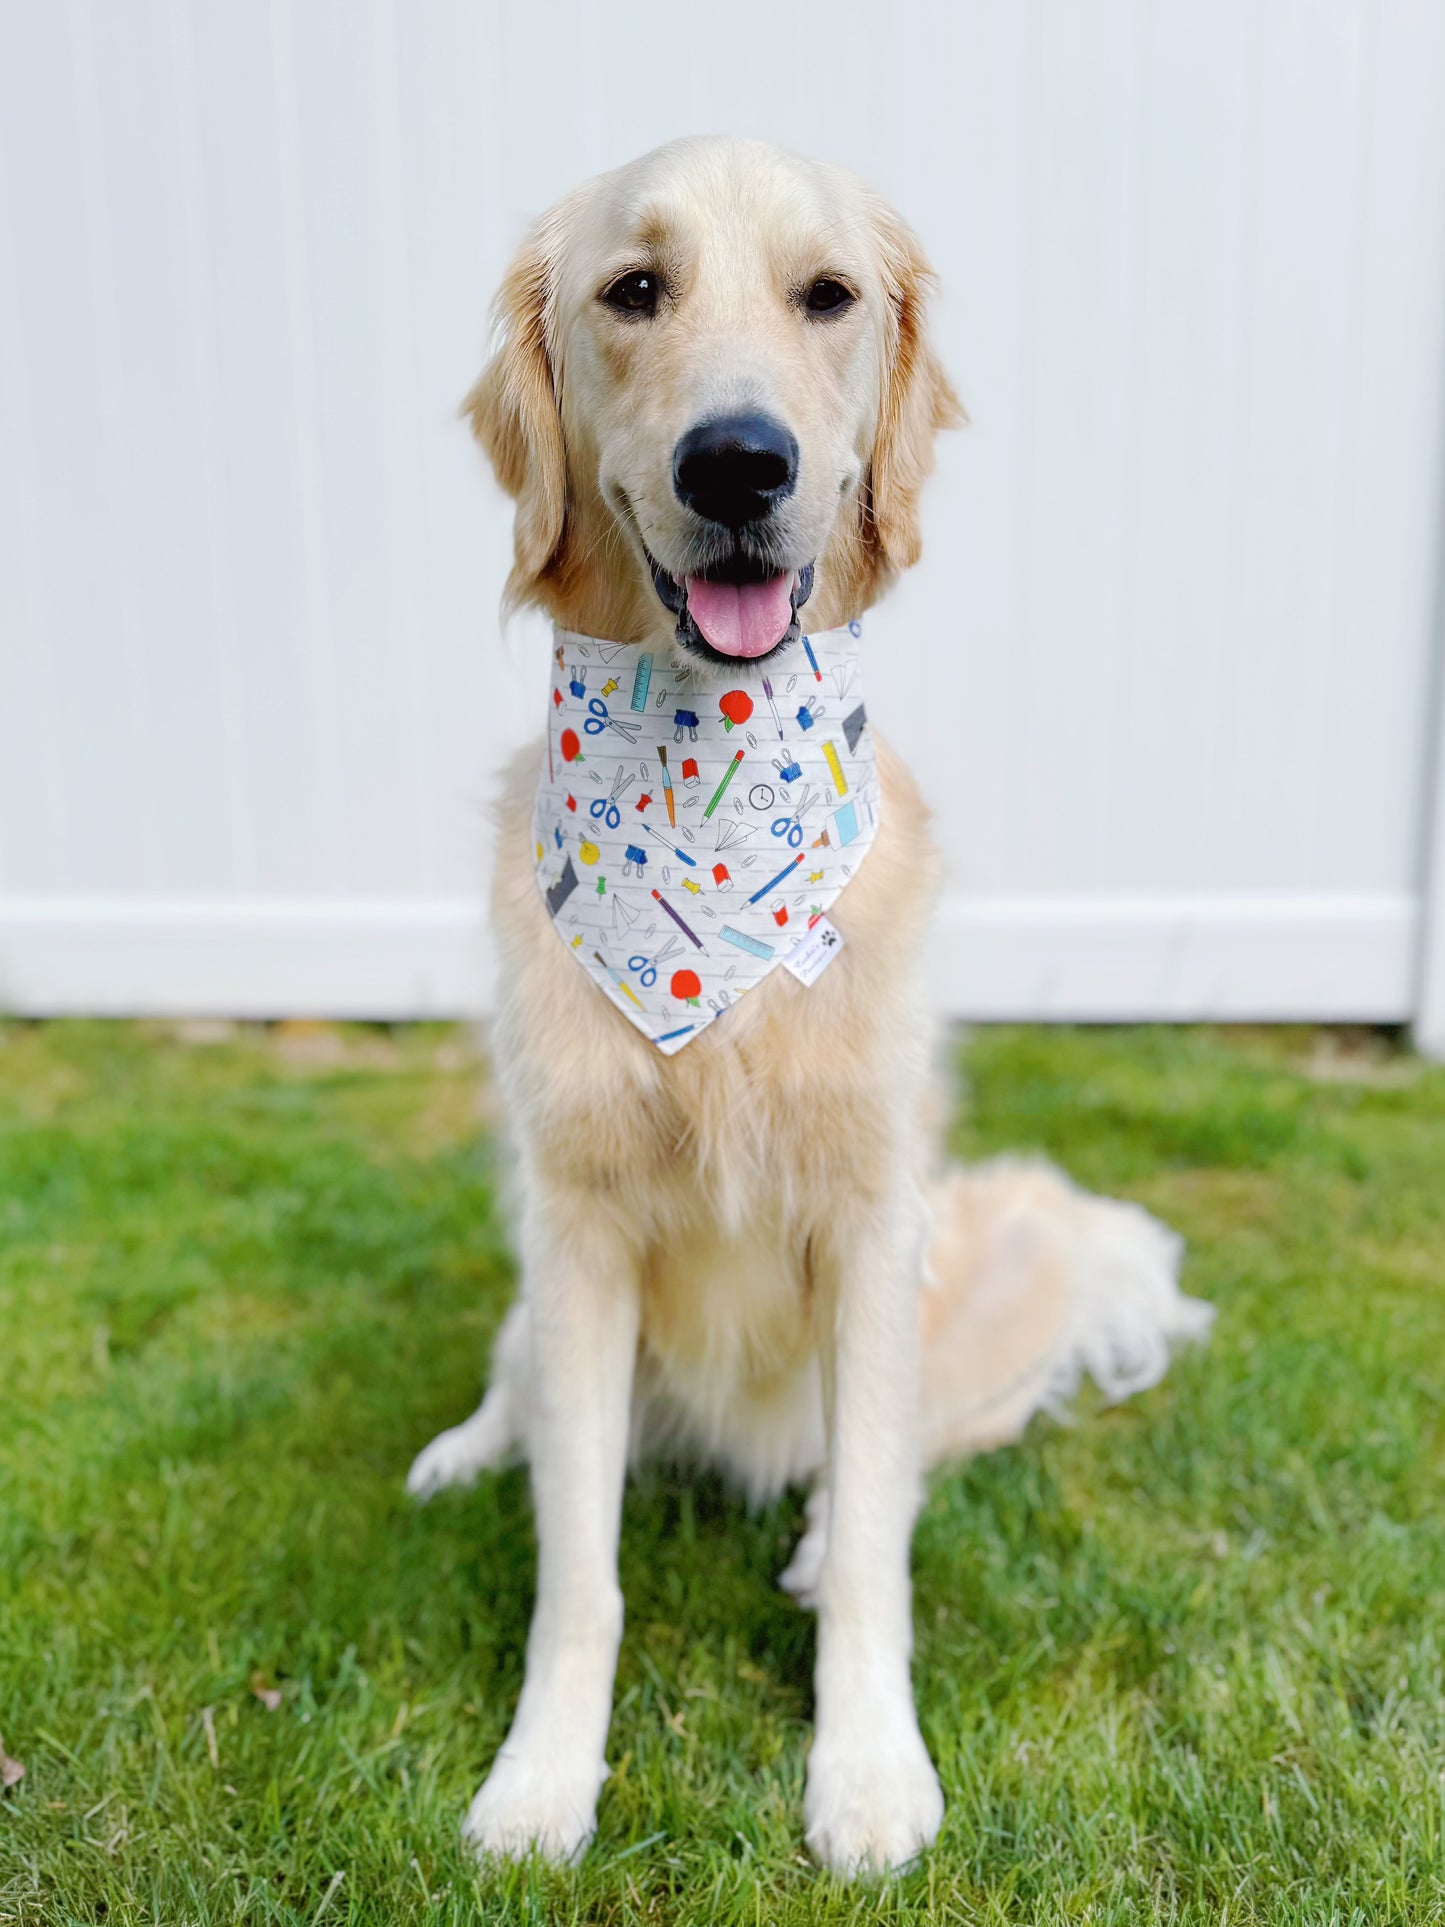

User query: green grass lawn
[2,1020,1444,1925]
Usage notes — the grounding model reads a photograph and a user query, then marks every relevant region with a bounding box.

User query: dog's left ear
[463,219,568,610]
[865,204,966,575]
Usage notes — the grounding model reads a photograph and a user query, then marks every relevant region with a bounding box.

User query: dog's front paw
[804,1709,943,1876]
[461,1745,606,1865]
[406,1407,507,1501]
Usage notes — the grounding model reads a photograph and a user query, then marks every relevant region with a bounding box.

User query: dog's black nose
[672,412,798,528]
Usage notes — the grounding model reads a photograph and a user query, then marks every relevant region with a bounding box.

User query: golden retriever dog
[409,137,1211,1875]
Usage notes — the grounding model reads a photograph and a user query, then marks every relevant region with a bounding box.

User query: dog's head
[468,137,962,666]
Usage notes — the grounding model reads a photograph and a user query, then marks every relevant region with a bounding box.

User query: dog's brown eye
[804,277,854,316]
[603,270,660,316]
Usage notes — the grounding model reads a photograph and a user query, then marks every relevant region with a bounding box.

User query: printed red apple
[671,968,703,1006]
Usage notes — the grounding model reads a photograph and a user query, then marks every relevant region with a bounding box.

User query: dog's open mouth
[648,552,814,665]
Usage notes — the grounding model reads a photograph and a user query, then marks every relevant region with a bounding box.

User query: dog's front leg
[804,1176,943,1875]
[463,1186,639,1864]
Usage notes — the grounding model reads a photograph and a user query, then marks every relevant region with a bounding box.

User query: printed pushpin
[601,677,619,697]
[682,877,701,895]
[579,838,599,865]
[635,791,653,812]
[565,792,577,812]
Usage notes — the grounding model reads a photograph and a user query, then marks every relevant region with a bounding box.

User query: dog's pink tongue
[684,574,794,657]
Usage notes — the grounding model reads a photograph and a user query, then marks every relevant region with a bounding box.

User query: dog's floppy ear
[864,203,965,575]
[464,224,567,609]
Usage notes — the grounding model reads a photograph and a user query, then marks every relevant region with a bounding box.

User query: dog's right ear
[463,226,567,609]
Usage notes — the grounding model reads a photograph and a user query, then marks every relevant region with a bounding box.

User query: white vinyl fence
[3,0,1445,1047]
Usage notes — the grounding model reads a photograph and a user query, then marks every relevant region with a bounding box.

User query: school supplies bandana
[533,620,879,1052]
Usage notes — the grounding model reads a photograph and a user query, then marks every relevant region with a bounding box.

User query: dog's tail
[918,1157,1213,1467]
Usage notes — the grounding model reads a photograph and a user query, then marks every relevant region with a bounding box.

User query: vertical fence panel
[1,0,1443,1021]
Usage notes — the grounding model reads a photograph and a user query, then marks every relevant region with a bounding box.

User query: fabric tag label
[782,917,846,987]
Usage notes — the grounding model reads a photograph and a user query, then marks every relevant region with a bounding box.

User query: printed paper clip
[703,749,745,820]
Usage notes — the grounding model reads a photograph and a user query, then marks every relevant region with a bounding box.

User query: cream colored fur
[409,137,1210,1877]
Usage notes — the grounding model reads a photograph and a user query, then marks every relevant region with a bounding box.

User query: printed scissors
[589,767,634,829]
[626,933,683,988]
[583,696,642,744]
[771,782,818,847]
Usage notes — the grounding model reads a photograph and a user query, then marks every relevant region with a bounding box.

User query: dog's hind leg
[918,1158,1213,1465]
[406,1300,530,1500]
